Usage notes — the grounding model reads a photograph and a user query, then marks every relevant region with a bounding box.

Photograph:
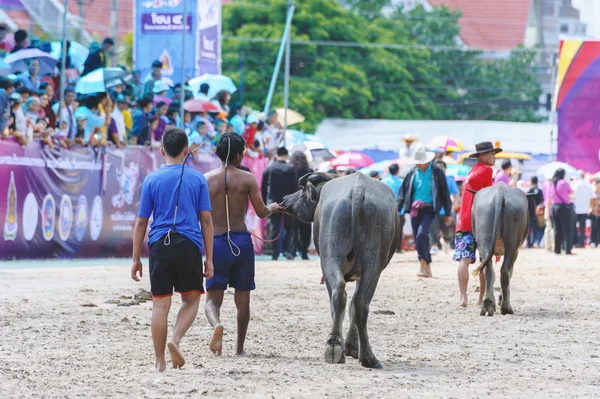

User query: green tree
[222,0,447,132]
[221,0,543,131]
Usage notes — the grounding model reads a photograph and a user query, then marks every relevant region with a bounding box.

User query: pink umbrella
[427,135,464,152]
[330,152,375,169]
[183,99,220,113]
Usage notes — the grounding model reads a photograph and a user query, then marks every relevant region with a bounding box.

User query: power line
[222,35,556,54]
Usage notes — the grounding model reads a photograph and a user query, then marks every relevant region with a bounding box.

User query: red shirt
[456,162,493,232]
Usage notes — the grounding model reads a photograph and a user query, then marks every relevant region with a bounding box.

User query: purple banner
[557,72,600,171]
[197,25,219,74]
[0,141,220,260]
[141,13,193,34]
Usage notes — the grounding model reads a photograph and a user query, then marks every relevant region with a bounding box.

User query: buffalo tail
[472,188,504,276]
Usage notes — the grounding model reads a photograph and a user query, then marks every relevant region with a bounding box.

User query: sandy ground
[1,249,600,399]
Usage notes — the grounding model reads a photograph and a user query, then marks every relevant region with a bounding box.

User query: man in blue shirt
[131,127,214,372]
[430,160,460,254]
[382,163,405,252]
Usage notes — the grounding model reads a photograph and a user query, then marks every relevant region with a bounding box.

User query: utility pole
[179,0,188,125]
[283,0,293,147]
[239,50,245,102]
[58,0,69,131]
[78,0,85,43]
[111,0,118,66]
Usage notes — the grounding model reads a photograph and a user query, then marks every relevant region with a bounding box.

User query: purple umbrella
[0,0,25,10]
[3,48,59,76]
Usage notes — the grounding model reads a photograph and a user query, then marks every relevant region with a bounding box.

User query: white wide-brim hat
[404,146,436,164]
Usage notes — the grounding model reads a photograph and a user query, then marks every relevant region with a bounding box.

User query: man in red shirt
[453,142,502,307]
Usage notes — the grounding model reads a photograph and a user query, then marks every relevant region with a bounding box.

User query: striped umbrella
[427,135,464,152]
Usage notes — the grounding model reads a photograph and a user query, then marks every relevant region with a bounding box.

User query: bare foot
[425,265,433,278]
[210,324,224,356]
[155,358,167,372]
[235,349,247,356]
[476,300,483,306]
[167,341,185,369]
[457,297,468,308]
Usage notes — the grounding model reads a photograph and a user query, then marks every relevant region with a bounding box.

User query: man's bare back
[205,165,273,235]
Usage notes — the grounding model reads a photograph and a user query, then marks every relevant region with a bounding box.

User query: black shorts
[149,232,205,298]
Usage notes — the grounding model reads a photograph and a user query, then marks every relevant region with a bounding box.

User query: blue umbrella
[189,74,237,99]
[75,67,132,94]
[446,163,471,178]
[50,41,89,72]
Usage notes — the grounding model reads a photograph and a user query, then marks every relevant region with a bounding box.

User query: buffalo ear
[307,182,321,202]
[298,172,311,187]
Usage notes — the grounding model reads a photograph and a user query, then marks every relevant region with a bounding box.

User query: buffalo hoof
[344,344,359,359]
[324,342,345,364]
[360,357,383,369]
[501,306,514,315]
[480,299,495,317]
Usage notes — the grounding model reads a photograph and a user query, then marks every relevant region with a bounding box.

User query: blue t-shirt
[413,163,433,204]
[138,164,212,251]
[382,174,405,216]
[75,106,105,142]
[440,175,459,216]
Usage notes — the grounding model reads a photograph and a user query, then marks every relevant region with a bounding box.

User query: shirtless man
[204,133,281,355]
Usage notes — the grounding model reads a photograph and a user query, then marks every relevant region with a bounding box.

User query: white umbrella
[75,68,132,94]
[50,41,89,72]
[3,48,59,76]
[536,161,579,180]
[189,74,237,99]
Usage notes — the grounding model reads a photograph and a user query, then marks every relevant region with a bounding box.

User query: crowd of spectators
[0,30,287,159]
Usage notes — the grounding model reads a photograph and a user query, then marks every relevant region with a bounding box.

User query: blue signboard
[134,0,198,84]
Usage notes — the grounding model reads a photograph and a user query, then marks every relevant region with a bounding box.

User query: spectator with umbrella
[18,58,41,92]
[197,83,210,101]
[10,29,28,54]
[82,38,114,76]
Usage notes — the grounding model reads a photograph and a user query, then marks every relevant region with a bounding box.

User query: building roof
[62,0,133,38]
[428,0,532,50]
[6,0,133,40]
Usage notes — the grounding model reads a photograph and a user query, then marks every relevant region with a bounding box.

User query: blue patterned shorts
[453,231,477,264]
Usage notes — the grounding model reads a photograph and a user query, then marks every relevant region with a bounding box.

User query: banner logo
[58,195,73,241]
[22,193,38,241]
[3,170,18,241]
[112,161,140,209]
[75,195,88,242]
[90,195,103,241]
[42,194,56,241]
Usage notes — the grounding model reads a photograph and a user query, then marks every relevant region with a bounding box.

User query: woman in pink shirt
[549,168,574,255]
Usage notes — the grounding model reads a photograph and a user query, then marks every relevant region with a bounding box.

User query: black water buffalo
[281,172,401,368]
[471,183,529,316]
